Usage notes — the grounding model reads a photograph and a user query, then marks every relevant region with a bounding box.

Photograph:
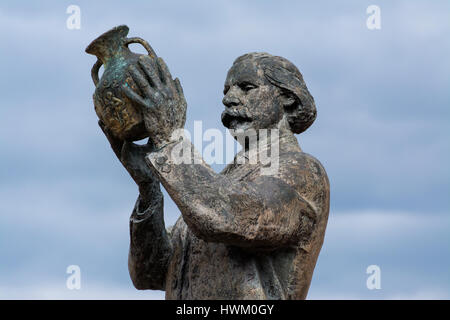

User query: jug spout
[85,25,129,63]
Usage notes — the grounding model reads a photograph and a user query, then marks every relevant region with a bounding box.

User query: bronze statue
[87,26,330,300]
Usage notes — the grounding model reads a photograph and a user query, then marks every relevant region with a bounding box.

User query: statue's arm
[146,138,326,249]
[128,180,173,290]
[97,121,173,290]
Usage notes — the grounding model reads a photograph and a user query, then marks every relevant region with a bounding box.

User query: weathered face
[221,59,283,131]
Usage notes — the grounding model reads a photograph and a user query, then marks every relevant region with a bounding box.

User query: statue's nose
[222,93,240,108]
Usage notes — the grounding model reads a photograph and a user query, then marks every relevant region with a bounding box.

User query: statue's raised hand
[123,55,187,148]
[98,120,158,190]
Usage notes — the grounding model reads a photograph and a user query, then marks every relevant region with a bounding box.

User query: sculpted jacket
[128,132,329,299]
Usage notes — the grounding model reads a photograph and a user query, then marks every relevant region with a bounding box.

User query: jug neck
[85,25,130,64]
[93,45,130,65]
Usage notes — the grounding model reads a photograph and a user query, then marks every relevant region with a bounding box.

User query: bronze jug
[86,25,155,141]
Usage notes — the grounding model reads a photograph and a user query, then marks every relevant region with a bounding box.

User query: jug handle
[124,37,157,59]
[90,59,102,86]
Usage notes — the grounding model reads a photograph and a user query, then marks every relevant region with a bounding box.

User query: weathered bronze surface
[88,27,330,299]
[86,25,156,141]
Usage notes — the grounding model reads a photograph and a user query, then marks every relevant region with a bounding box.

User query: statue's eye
[239,82,257,92]
[223,85,230,95]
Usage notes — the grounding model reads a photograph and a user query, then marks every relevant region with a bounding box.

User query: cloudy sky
[0,0,449,299]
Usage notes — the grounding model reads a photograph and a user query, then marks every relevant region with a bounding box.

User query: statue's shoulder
[279,150,329,190]
[278,151,330,218]
[280,149,326,171]
[300,152,328,178]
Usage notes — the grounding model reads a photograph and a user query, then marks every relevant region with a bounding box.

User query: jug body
[86,25,156,141]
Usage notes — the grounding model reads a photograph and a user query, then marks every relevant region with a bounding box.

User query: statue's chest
[168,220,267,299]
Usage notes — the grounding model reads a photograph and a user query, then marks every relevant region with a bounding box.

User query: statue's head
[221,52,316,134]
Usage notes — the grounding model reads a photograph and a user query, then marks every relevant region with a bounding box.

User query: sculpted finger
[180,106,187,127]
[143,139,155,153]
[128,65,154,98]
[138,56,162,90]
[98,119,113,141]
[98,119,106,132]
[134,141,155,156]
[122,140,140,153]
[174,78,187,113]
[122,85,151,109]
[157,57,173,86]
[174,77,184,97]
[122,141,143,164]
[98,120,123,157]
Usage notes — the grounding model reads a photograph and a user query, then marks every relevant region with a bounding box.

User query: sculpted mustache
[221,108,252,120]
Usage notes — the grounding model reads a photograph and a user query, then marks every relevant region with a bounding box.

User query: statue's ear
[264,65,301,111]
[280,92,298,113]
[264,64,316,134]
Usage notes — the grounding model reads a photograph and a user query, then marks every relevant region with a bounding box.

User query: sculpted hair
[233,52,317,134]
